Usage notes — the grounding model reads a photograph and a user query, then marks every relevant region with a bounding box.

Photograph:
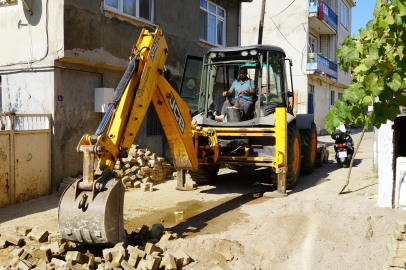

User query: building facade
[0,0,250,191]
[241,0,355,133]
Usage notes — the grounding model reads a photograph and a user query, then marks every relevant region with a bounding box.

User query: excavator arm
[58,28,198,246]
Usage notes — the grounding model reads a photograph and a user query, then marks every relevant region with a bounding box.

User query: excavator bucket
[58,171,127,246]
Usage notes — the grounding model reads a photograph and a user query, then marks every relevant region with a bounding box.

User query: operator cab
[180,45,293,127]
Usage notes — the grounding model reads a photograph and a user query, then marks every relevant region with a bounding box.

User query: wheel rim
[293,138,300,174]
[310,133,317,162]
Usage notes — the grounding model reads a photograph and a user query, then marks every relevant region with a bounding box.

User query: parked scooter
[331,124,354,168]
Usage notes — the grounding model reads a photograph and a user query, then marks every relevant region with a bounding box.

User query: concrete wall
[241,0,309,114]
[377,120,394,208]
[0,0,64,66]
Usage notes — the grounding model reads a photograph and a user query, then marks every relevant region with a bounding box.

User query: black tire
[299,123,317,175]
[286,124,301,189]
[189,165,219,184]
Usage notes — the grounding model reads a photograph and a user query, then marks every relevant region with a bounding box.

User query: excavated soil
[1,128,405,269]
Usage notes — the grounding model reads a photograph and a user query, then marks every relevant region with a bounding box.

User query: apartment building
[0,0,250,191]
[241,0,355,133]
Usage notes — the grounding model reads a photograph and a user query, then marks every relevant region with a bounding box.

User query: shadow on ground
[0,193,60,224]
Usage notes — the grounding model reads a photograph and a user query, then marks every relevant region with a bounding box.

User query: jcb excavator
[58,28,317,246]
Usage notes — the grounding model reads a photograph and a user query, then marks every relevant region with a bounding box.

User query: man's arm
[223,87,235,97]
[238,79,256,96]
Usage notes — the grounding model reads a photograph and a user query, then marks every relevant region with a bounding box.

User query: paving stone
[27,227,48,243]
[14,259,33,270]
[393,229,406,241]
[29,247,52,263]
[66,251,89,264]
[138,255,161,270]
[396,221,406,233]
[11,248,25,258]
[219,251,234,261]
[133,181,141,188]
[391,237,406,249]
[144,243,163,255]
[388,256,406,267]
[127,252,140,267]
[14,226,32,236]
[159,254,177,270]
[114,170,124,178]
[174,250,191,267]
[5,231,25,246]
[150,224,164,239]
[121,260,136,270]
[51,258,67,267]
[159,233,175,243]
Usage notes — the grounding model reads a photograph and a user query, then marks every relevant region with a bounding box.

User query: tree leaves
[327,0,406,133]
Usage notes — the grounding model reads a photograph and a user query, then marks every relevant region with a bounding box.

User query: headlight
[218,52,225,57]
[241,51,248,56]
[249,50,258,55]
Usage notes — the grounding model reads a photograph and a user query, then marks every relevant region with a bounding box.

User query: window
[330,90,335,106]
[147,103,163,136]
[341,3,349,29]
[338,92,343,101]
[104,0,153,22]
[308,85,314,114]
[200,0,226,46]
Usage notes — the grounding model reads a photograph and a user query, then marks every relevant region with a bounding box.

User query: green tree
[326,0,406,132]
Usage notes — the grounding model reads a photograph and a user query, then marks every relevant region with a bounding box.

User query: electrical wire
[270,0,296,17]
[1,0,49,68]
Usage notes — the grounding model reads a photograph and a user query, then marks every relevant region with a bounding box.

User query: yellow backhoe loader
[58,28,317,246]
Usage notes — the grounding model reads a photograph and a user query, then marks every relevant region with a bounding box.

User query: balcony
[307,53,337,78]
[309,1,337,34]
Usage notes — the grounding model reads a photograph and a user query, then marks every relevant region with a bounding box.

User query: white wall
[1,70,54,114]
[377,120,394,208]
[241,0,309,114]
[0,0,64,67]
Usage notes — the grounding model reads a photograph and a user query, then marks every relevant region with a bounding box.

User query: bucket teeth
[58,173,127,246]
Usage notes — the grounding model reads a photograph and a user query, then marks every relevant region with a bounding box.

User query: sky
[351,0,376,36]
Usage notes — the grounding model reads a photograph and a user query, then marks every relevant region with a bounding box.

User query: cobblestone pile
[0,224,189,270]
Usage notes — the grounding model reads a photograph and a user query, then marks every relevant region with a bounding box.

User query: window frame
[340,3,349,29]
[308,84,315,114]
[104,0,155,25]
[330,90,335,106]
[338,92,343,101]
[199,0,226,47]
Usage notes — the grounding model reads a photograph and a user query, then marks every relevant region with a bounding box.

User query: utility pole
[258,0,266,45]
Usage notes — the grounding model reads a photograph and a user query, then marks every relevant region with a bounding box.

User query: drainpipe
[258,0,266,44]
[238,2,242,46]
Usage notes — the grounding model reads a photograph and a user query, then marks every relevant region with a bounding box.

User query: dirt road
[1,128,405,269]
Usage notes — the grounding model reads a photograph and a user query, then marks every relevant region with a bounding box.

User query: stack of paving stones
[59,144,175,193]
[383,221,406,269]
[0,223,189,270]
[113,145,174,192]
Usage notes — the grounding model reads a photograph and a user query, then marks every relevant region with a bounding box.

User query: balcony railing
[309,1,338,29]
[307,53,338,78]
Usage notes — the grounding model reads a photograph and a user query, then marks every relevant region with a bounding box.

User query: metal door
[0,114,51,208]
[0,132,10,208]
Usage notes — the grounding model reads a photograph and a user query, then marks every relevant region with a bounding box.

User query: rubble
[0,221,186,270]
[113,145,175,191]
[384,221,406,269]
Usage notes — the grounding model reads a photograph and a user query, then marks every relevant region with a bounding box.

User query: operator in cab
[215,67,255,122]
